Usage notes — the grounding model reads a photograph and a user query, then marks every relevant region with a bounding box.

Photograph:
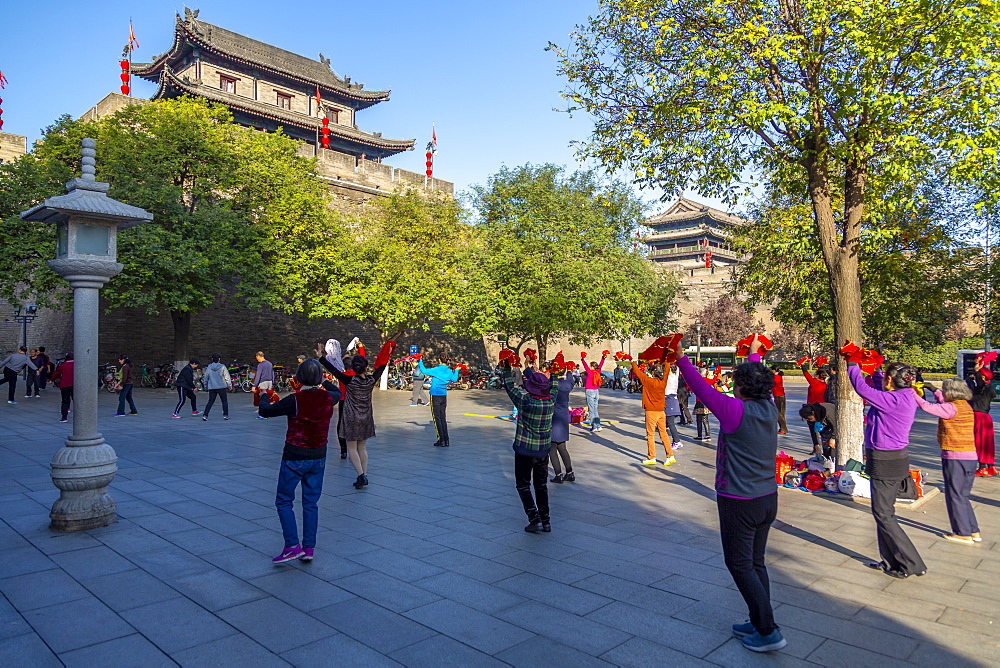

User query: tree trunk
[170,310,192,369]
[805,152,866,467]
[537,334,549,364]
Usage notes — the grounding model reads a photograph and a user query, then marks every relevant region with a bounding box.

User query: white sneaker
[641,459,658,466]
[663,457,677,465]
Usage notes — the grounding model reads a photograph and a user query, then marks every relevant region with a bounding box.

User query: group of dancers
[260,333,994,655]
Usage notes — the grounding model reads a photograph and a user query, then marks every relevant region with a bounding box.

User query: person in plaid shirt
[502,360,555,533]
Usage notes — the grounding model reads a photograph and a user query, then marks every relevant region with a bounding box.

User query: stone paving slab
[1,383,999,666]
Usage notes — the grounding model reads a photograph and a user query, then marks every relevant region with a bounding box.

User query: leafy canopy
[454,164,677,356]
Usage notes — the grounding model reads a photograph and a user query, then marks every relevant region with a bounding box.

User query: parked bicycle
[99,362,119,393]
[138,363,157,388]
[227,361,252,392]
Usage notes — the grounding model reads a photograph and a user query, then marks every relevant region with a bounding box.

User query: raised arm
[912,388,955,419]
[630,362,649,382]
[676,355,744,432]
[502,365,526,409]
[846,364,897,410]
[371,341,396,380]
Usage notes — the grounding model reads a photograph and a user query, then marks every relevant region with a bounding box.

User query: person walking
[968,361,997,477]
[202,353,232,420]
[581,351,608,432]
[846,360,927,579]
[253,351,277,415]
[317,339,395,488]
[36,346,51,391]
[50,354,74,423]
[678,334,786,653]
[613,364,626,390]
[25,349,41,398]
[502,358,555,532]
[418,353,460,447]
[172,359,202,418]
[772,367,787,434]
[410,357,429,406]
[913,377,981,544]
[259,359,341,564]
[0,346,37,404]
[113,355,138,416]
[632,361,676,466]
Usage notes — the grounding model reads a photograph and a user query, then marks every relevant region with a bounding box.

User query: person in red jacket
[800,362,828,405]
[772,367,787,434]
[49,354,75,423]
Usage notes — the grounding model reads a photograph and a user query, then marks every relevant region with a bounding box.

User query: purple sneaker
[299,547,314,561]
[272,545,304,564]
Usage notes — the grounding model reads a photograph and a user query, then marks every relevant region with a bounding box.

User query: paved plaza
[1,381,998,667]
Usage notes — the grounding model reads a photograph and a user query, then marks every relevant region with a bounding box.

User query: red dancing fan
[498,348,521,368]
[736,333,773,357]
[638,334,684,364]
[838,340,885,374]
[797,356,812,367]
[813,355,830,368]
[523,348,538,364]
[550,352,566,373]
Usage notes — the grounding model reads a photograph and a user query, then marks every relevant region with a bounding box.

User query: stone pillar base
[49,442,118,533]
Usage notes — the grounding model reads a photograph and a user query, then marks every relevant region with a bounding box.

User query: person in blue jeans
[259,359,341,564]
[418,353,460,447]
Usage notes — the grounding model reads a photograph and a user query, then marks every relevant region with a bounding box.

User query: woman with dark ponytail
[847,359,927,579]
[114,355,138,416]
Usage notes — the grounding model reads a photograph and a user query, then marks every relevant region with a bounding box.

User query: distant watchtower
[644,197,744,274]
[130,8,414,161]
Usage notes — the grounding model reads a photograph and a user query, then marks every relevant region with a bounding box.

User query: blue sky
[0,0,716,214]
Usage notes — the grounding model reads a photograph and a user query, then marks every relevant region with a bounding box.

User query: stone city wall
[0,131,28,164]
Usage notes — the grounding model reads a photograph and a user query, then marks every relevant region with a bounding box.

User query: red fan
[565,360,578,371]
[839,340,883,374]
[453,363,468,371]
[814,355,830,368]
[550,351,566,373]
[499,348,521,367]
[580,351,587,359]
[523,348,538,363]
[977,351,998,364]
[797,356,812,367]
[638,334,684,364]
[412,353,423,360]
[601,349,611,357]
[735,333,773,357]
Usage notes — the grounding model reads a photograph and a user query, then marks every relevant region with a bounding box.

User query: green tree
[455,164,678,360]
[25,97,334,362]
[731,175,972,355]
[685,296,765,349]
[553,0,1000,462]
[0,116,76,308]
[272,190,468,344]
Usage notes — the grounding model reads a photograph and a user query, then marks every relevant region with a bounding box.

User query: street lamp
[695,322,703,364]
[21,138,152,531]
[12,304,38,348]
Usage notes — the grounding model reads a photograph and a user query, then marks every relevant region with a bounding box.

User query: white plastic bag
[837,471,871,498]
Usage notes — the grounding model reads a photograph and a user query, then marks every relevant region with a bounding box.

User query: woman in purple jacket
[847,361,927,579]
[678,335,786,653]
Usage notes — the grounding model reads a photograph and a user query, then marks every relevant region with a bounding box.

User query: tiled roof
[646,197,744,226]
[155,70,414,154]
[132,11,390,106]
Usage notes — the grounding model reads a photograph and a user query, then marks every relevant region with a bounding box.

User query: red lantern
[121,84,130,95]
[322,117,329,126]
[425,151,433,159]
[119,59,129,70]
[321,127,330,135]
[120,72,130,83]
[321,138,329,149]
[426,169,433,176]
[426,160,433,168]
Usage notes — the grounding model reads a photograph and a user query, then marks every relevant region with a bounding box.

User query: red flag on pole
[128,22,140,51]
[315,87,322,110]
[0,71,7,89]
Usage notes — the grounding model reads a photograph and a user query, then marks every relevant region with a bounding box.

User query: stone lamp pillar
[21,138,153,531]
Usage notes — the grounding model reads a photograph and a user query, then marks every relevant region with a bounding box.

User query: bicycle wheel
[240,379,252,392]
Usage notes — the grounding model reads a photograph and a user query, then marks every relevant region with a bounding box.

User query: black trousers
[204,389,229,417]
[868,451,926,575]
[514,452,549,523]
[550,441,572,475]
[174,387,197,414]
[696,414,711,439]
[942,458,979,537]
[25,371,39,396]
[431,395,449,444]
[0,368,18,401]
[679,396,692,424]
[718,492,778,635]
[60,386,74,419]
[774,396,787,432]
